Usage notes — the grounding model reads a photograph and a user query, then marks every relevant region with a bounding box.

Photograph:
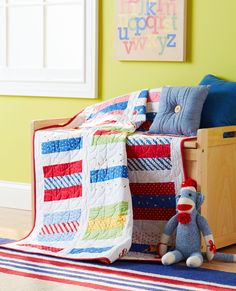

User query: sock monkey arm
[158,214,178,257]
[197,214,216,261]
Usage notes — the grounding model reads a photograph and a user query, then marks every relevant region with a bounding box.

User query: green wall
[0,0,236,183]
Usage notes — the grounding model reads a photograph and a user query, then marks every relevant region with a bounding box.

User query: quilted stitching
[3,89,187,262]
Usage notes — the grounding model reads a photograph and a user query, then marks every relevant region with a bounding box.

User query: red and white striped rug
[0,240,235,291]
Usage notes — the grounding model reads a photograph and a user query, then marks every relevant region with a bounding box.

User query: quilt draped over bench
[1,90,188,263]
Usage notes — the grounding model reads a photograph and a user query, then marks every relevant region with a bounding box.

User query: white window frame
[0,0,98,98]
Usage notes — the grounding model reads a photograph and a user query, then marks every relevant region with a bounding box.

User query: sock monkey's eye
[177,194,181,198]
[188,193,192,197]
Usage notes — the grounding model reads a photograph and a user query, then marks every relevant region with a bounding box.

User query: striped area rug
[0,240,236,291]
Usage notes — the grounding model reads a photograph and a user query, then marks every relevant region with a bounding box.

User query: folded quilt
[1,89,188,263]
[125,132,188,260]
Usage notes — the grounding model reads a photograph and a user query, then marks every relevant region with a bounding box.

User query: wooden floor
[0,207,236,273]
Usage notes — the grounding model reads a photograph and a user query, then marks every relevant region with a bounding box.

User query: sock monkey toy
[158,178,236,268]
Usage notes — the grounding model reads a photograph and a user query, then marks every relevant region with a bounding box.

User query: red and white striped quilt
[1,89,189,262]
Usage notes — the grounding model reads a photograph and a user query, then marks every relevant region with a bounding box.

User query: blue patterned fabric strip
[69,247,113,254]
[37,232,75,242]
[127,157,172,171]
[44,210,81,225]
[44,173,82,190]
[42,137,83,155]
[88,102,128,120]
[146,112,157,121]
[134,106,146,115]
[90,166,128,183]
[138,90,149,98]
[132,195,176,208]
[127,136,171,146]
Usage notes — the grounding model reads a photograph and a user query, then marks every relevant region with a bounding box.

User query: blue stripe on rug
[0,257,184,291]
[108,261,236,287]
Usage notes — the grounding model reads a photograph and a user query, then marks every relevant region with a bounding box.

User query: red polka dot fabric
[133,208,176,221]
[130,182,175,196]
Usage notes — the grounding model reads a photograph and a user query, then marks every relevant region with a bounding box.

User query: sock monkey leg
[161,250,184,265]
[186,252,203,268]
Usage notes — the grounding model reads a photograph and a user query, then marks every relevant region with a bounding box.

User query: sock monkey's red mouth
[177,204,192,211]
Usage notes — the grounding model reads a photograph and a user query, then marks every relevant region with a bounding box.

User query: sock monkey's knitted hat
[181,178,197,192]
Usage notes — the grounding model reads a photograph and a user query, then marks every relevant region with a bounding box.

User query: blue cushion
[149,86,209,136]
[200,75,236,128]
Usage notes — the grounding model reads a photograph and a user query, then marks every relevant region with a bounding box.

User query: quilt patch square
[130,182,176,220]
[92,129,127,145]
[83,202,128,240]
[69,246,113,255]
[42,137,83,154]
[43,161,83,202]
[90,166,128,183]
[127,139,172,172]
[18,244,64,253]
[37,210,81,242]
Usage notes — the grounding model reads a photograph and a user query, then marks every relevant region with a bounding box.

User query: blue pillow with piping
[200,75,236,128]
[149,86,209,136]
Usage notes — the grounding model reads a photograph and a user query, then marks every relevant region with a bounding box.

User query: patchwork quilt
[1,89,188,263]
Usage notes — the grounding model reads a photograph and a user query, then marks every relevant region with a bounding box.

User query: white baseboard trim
[0,180,31,210]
